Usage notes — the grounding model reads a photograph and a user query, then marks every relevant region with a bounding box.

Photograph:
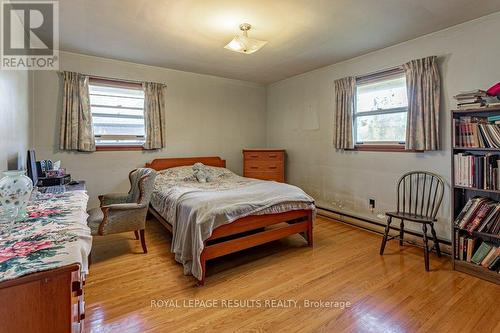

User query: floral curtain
[142,82,166,150]
[334,77,356,149]
[59,71,95,152]
[403,56,441,151]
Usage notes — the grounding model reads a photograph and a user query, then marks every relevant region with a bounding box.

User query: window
[354,69,408,149]
[89,79,145,148]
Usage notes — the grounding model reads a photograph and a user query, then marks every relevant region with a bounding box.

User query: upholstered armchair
[87,168,157,253]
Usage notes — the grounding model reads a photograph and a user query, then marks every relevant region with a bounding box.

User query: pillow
[158,166,195,180]
[158,165,235,181]
[203,165,235,179]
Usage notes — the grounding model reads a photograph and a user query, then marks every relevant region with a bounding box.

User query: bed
[145,156,315,285]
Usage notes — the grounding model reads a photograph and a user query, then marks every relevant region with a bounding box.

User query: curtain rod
[58,71,165,86]
[88,74,144,84]
[355,65,403,80]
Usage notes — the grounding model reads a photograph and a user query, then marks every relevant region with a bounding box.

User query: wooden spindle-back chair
[379,171,445,271]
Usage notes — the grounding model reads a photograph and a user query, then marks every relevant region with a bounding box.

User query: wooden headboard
[145,156,226,171]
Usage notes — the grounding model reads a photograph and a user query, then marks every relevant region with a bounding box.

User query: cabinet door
[0,265,81,333]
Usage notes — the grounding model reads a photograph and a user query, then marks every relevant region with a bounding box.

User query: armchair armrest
[98,203,148,235]
[101,203,146,211]
[98,193,129,206]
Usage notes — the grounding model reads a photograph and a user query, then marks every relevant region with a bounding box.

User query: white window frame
[353,68,408,147]
[89,78,146,147]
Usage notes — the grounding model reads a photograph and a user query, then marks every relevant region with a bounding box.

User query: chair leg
[139,229,147,254]
[134,230,139,240]
[422,224,430,271]
[399,220,404,246]
[430,224,441,257]
[88,251,92,268]
[380,217,392,255]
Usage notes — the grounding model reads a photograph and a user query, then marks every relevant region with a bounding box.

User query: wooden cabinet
[0,264,85,333]
[243,149,285,182]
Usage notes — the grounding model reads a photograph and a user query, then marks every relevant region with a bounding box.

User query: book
[457,103,484,110]
[465,201,494,232]
[471,242,493,264]
[454,90,488,99]
[466,237,476,262]
[477,203,500,232]
[455,197,480,227]
[487,115,500,122]
[457,198,491,229]
[454,229,460,259]
[488,255,500,271]
[481,246,499,267]
[459,235,466,261]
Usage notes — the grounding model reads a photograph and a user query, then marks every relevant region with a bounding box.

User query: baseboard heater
[316,205,451,249]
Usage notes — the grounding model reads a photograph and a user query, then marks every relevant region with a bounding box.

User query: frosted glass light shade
[224,35,267,54]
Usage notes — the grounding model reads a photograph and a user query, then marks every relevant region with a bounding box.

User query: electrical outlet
[369,199,375,211]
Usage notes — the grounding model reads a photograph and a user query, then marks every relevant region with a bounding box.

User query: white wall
[33,52,267,208]
[0,70,31,171]
[266,12,500,240]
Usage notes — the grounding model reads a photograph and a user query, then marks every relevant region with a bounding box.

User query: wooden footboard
[148,206,313,286]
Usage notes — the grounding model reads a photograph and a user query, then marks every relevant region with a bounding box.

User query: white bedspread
[150,166,315,279]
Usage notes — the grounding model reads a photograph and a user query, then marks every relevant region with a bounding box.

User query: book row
[453,116,500,148]
[455,231,500,273]
[454,153,499,190]
[454,197,500,235]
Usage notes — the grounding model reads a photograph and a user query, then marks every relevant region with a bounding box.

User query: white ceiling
[52,0,500,83]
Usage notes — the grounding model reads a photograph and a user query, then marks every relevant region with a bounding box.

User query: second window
[354,69,408,147]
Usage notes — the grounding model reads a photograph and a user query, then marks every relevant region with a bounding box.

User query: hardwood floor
[85,216,500,333]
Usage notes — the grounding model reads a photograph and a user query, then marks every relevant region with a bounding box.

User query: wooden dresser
[0,187,89,333]
[243,149,285,182]
[0,264,85,333]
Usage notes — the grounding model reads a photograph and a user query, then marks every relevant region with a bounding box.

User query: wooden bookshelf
[452,105,500,114]
[451,108,500,284]
[453,226,500,242]
[453,147,500,152]
[454,260,500,284]
[453,185,500,195]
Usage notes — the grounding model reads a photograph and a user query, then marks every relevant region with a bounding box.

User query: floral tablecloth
[0,191,91,282]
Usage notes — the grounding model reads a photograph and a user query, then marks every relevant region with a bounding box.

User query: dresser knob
[72,281,80,291]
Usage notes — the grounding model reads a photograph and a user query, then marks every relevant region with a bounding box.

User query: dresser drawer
[243,151,284,161]
[244,160,283,173]
[244,171,284,182]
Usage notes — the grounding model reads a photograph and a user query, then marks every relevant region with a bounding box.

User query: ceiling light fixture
[224,23,267,54]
